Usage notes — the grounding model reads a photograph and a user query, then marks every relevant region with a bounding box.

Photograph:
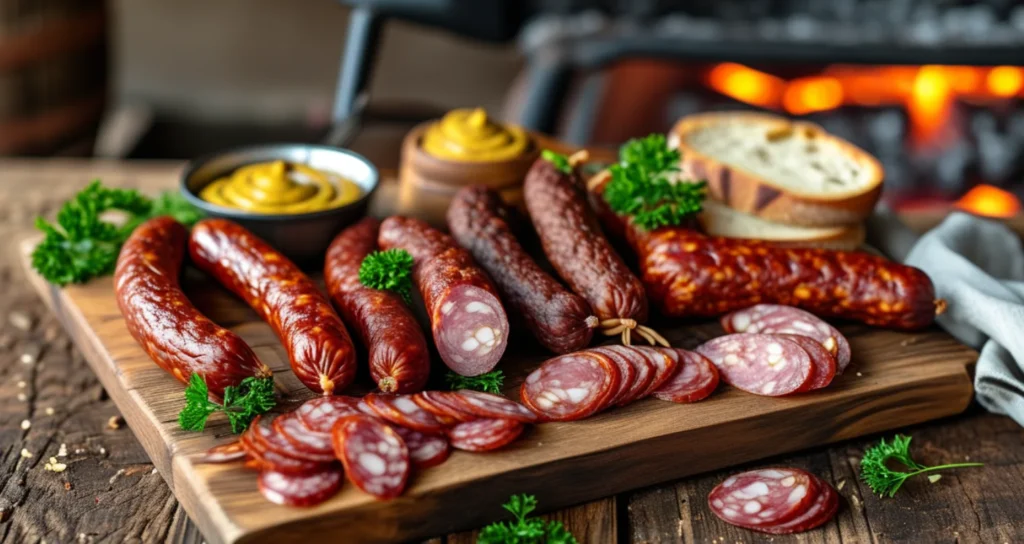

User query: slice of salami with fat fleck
[708,468,819,527]
[393,426,450,468]
[362,392,446,434]
[633,347,679,399]
[332,414,410,500]
[258,468,344,507]
[776,334,836,391]
[721,304,851,373]
[520,351,620,421]
[196,441,246,464]
[602,345,654,407]
[296,396,363,433]
[651,349,720,404]
[696,334,812,397]
[447,418,524,452]
[273,413,336,459]
[450,390,538,423]
[590,346,638,407]
[756,480,838,534]
[434,284,511,376]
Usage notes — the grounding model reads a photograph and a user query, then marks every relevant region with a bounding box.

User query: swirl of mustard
[199,160,362,214]
[421,108,530,162]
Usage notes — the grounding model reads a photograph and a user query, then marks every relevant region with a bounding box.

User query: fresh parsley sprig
[602,134,707,231]
[541,150,572,174]
[478,494,578,544]
[178,374,276,434]
[31,180,205,286]
[860,434,983,498]
[446,370,505,395]
[359,249,414,304]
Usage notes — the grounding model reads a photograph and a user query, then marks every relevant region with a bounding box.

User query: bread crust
[670,111,884,227]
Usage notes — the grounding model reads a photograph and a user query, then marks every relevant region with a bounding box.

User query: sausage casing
[378,216,509,376]
[447,185,597,353]
[324,217,430,393]
[189,218,356,395]
[114,217,271,396]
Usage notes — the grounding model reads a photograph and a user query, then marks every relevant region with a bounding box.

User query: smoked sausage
[447,185,598,354]
[114,217,272,397]
[523,155,664,346]
[189,218,356,395]
[378,216,509,376]
[324,217,430,393]
[628,225,943,330]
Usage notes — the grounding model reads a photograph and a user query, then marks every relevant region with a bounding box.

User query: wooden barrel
[0,1,107,156]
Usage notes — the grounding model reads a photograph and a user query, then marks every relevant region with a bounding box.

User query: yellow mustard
[421,108,530,162]
[199,160,361,214]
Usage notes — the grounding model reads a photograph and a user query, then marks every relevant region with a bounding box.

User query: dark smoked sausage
[189,218,356,395]
[447,185,598,354]
[523,156,662,346]
[114,217,272,397]
[324,217,430,393]
[627,225,944,330]
[378,216,509,376]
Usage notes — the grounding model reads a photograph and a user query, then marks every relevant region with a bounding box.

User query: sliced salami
[602,345,654,406]
[332,414,410,500]
[708,468,818,527]
[520,351,620,421]
[696,334,813,397]
[297,396,363,433]
[258,468,344,507]
[363,392,445,434]
[776,334,836,391]
[590,346,637,407]
[450,390,538,423]
[447,418,524,452]
[435,284,511,376]
[242,421,328,474]
[633,347,679,399]
[273,413,337,459]
[757,480,838,534]
[196,441,246,464]
[651,349,720,404]
[393,426,450,468]
[721,305,851,373]
[413,391,478,423]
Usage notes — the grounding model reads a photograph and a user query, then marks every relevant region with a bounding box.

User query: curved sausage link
[114,217,272,397]
[523,156,657,345]
[324,217,430,393]
[378,216,509,376]
[189,219,356,395]
[447,185,598,354]
[627,225,942,330]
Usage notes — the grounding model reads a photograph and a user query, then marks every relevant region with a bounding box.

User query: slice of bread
[698,199,866,250]
[670,111,884,227]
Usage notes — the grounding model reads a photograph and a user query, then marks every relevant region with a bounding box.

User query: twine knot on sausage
[599,317,670,347]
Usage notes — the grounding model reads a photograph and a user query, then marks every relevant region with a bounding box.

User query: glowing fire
[705,64,1024,143]
[955,185,1021,218]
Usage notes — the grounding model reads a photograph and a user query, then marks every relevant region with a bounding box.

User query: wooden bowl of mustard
[398,108,543,225]
[180,144,378,264]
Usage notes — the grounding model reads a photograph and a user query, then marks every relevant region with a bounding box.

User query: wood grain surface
[1,159,1022,544]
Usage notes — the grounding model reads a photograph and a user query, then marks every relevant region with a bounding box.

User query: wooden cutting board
[19,237,976,544]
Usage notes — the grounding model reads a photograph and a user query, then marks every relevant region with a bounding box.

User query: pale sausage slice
[721,304,852,373]
[447,418,524,452]
[776,334,837,391]
[332,414,410,500]
[696,334,813,396]
[520,351,620,421]
[258,468,344,507]
[708,468,818,527]
[651,349,720,404]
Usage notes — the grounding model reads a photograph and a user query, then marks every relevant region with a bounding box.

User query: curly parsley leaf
[860,434,983,498]
[478,494,578,544]
[178,374,276,434]
[446,370,505,395]
[359,249,414,304]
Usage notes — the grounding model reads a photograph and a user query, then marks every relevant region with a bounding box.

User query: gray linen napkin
[867,209,1024,426]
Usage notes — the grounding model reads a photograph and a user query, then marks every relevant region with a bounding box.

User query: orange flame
[707,63,784,109]
[955,185,1021,218]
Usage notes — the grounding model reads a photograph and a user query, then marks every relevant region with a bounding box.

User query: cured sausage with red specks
[447,418,524,452]
[332,414,410,500]
[393,426,450,468]
[190,219,356,396]
[776,334,837,391]
[325,217,430,393]
[722,305,852,373]
[651,349,719,404]
[362,392,446,434]
[258,468,344,507]
[696,334,813,397]
[378,216,509,376]
[708,468,839,534]
[114,217,272,397]
[447,185,599,354]
[520,350,620,421]
[296,396,363,433]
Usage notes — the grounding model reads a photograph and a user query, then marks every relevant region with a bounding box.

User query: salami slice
[757,480,838,534]
[708,468,818,527]
[776,334,836,391]
[447,418,524,452]
[413,391,478,424]
[450,390,538,423]
[520,351,620,421]
[253,416,336,464]
[721,305,851,373]
[332,414,410,500]
[363,393,446,434]
[196,441,246,464]
[393,426,450,468]
[602,345,653,406]
[633,347,679,399]
[242,421,328,474]
[297,396,363,433]
[273,413,337,460]
[651,349,720,404]
[696,334,813,397]
[258,468,344,507]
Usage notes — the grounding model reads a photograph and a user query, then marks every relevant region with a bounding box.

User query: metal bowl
[180,143,379,264]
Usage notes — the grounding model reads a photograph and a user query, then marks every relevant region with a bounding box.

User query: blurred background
[3,0,1024,215]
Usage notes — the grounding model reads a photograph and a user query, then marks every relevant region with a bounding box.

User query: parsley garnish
[860,434,983,498]
[178,374,276,434]
[359,249,414,304]
[602,134,707,231]
[478,494,578,544]
[541,150,571,174]
[31,180,205,286]
[446,370,505,395]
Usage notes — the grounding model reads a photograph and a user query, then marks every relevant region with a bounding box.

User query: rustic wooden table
[1,159,1023,544]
